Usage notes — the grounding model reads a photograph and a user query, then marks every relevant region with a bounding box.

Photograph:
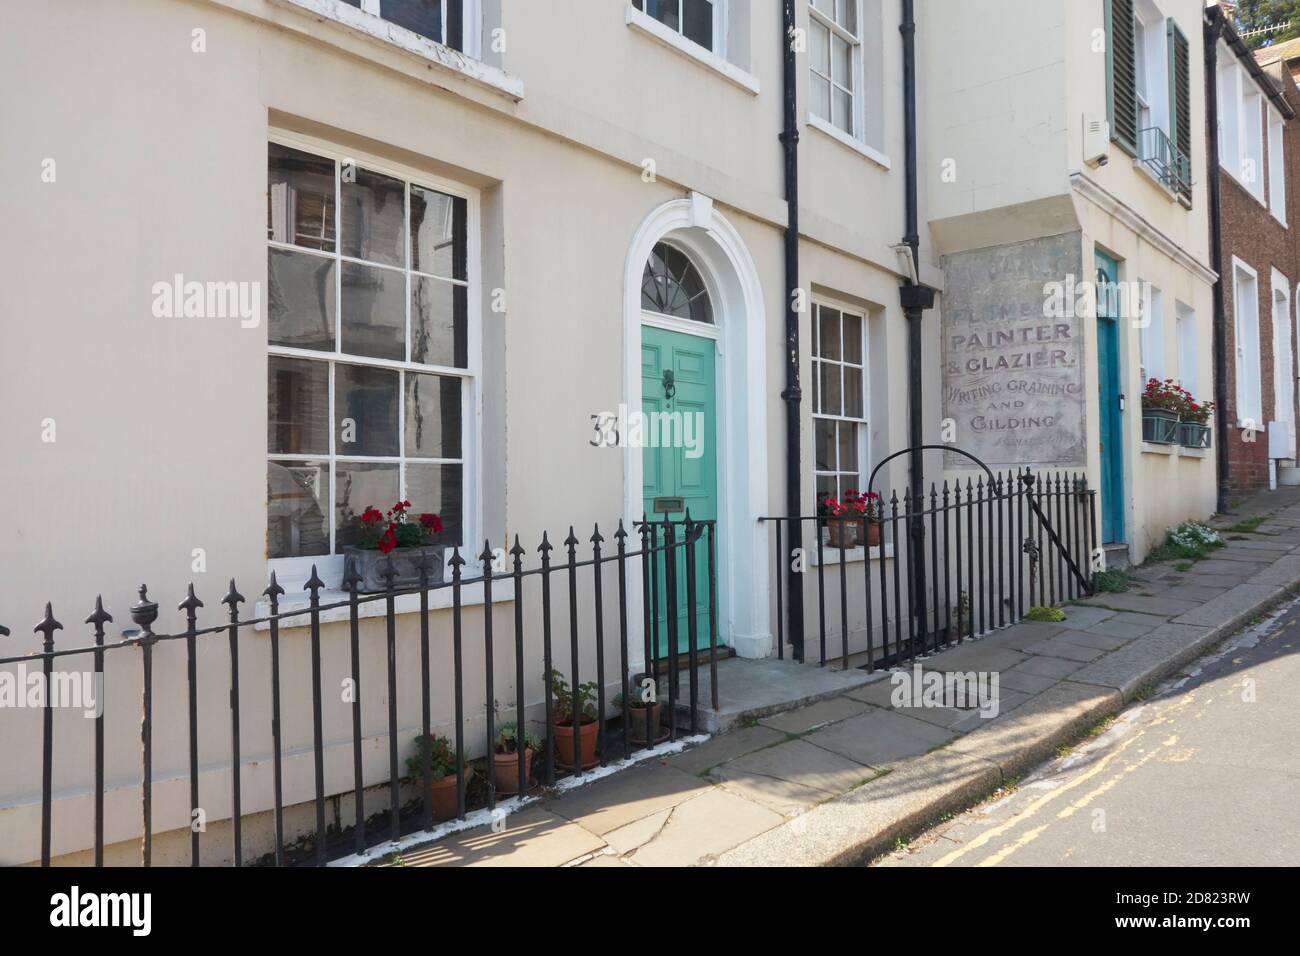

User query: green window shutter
[1106,0,1139,156]
[1168,19,1192,205]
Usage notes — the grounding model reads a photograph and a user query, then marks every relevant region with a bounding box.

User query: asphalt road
[876,598,1300,867]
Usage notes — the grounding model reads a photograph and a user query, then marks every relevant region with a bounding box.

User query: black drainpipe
[781,0,805,660]
[900,0,936,633]
[1205,7,1231,513]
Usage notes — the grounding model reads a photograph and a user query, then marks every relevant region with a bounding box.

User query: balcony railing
[1139,126,1192,200]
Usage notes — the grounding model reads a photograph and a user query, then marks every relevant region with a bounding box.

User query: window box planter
[1141,408,1179,444]
[343,545,445,593]
[1177,422,1212,449]
[821,517,883,550]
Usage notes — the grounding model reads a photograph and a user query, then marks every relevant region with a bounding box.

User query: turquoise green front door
[641,325,717,656]
[1095,251,1126,545]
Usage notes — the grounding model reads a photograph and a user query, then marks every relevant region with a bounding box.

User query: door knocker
[662,369,676,406]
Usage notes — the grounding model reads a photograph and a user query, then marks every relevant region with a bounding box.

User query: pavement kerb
[716,568,1300,867]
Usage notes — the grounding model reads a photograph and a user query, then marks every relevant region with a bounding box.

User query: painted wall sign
[941,232,1087,468]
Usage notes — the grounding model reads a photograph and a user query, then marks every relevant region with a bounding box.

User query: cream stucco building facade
[0,0,1218,866]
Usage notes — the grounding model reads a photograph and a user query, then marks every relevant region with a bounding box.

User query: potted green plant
[343,500,446,592]
[492,721,540,795]
[1141,378,1185,443]
[614,677,664,745]
[405,732,462,822]
[547,669,599,770]
[818,490,882,549]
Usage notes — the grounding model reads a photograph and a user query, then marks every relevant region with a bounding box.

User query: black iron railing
[0,517,717,868]
[761,469,1097,668]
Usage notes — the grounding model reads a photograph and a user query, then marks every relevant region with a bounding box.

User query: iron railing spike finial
[448,545,466,569]
[34,603,63,647]
[222,579,245,608]
[478,539,494,565]
[305,565,325,593]
[615,518,628,541]
[264,570,285,601]
[85,595,113,630]
[564,526,579,548]
[591,523,604,545]
[537,531,553,556]
[509,534,525,558]
[179,583,204,614]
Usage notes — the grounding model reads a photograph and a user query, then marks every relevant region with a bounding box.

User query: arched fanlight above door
[641,241,714,325]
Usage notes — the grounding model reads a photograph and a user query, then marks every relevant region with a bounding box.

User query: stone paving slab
[946,680,1120,776]
[665,723,785,775]
[1008,655,1084,679]
[1078,592,1201,616]
[1171,583,1282,628]
[1068,622,1214,696]
[997,668,1058,695]
[1055,629,1132,652]
[717,748,1001,867]
[1248,554,1300,586]
[548,763,710,836]
[401,807,606,867]
[713,738,872,794]
[803,708,956,768]
[979,621,1072,651]
[1048,605,1117,629]
[758,695,870,734]
[628,788,784,866]
[1159,584,1235,603]
[918,642,1028,673]
[1021,635,1108,662]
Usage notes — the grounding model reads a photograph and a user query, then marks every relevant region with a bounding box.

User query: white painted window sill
[810,543,896,566]
[806,114,891,170]
[253,577,515,631]
[1141,441,1209,460]
[273,0,524,101]
[625,7,759,95]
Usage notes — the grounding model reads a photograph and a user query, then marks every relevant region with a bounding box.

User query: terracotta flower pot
[425,773,461,822]
[865,520,881,549]
[626,702,663,744]
[492,747,534,795]
[553,717,599,770]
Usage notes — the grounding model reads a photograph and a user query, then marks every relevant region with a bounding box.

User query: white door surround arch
[622,194,772,659]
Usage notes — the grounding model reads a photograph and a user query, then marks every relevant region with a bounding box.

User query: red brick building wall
[1216,50,1300,493]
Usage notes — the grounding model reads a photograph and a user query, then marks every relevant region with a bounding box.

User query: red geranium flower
[378,528,397,554]
[419,513,444,534]
[361,507,384,524]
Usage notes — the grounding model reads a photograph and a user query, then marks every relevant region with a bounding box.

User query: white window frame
[812,299,870,508]
[267,130,482,590]
[1273,269,1295,450]
[631,0,728,57]
[1269,107,1287,224]
[1138,281,1165,384]
[1175,301,1197,397]
[1233,257,1263,428]
[625,0,759,94]
[1217,50,1241,177]
[808,0,864,139]
[1243,85,1266,201]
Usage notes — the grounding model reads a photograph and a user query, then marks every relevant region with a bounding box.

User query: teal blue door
[641,325,717,656]
[1095,252,1125,544]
